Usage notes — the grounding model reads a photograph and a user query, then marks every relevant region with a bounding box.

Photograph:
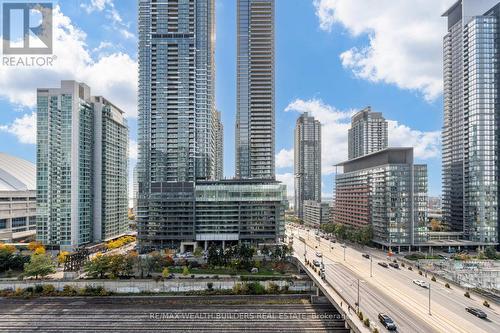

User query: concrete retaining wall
[0,279,314,294]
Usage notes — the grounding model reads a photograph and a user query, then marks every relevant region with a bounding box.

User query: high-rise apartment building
[442,0,499,245]
[236,0,275,179]
[334,148,428,247]
[137,0,218,249]
[294,112,321,219]
[36,81,129,250]
[348,107,388,160]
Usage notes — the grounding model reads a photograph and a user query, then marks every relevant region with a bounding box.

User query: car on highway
[316,252,322,257]
[378,262,388,268]
[388,262,399,269]
[362,253,370,259]
[378,313,397,331]
[412,280,429,288]
[465,307,487,319]
[313,259,321,267]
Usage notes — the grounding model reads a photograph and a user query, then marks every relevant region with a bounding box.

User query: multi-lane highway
[287,225,500,333]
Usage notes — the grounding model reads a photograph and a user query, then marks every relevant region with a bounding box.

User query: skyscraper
[348,107,388,160]
[294,112,321,219]
[36,81,129,250]
[442,0,499,244]
[137,0,217,249]
[236,0,275,179]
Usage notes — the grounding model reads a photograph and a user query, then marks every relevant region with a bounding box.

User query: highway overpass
[287,225,500,333]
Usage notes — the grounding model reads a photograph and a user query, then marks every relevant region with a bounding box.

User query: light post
[370,257,373,277]
[428,284,431,315]
[357,279,360,312]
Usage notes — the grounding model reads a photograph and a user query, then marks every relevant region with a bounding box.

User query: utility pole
[344,246,346,261]
[370,257,373,277]
[357,279,360,312]
[428,284,431,315]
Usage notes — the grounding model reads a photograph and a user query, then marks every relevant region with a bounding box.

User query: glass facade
[36,81,129,250]
[137,0,218,251]
[195,180,286,243]
[442,2,499,244]
[334,149,428,246]
[236,0,275,180]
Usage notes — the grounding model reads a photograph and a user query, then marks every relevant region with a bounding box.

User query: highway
[287,225,500,333]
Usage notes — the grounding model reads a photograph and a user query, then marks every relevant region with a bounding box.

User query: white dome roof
[0,153,36,191]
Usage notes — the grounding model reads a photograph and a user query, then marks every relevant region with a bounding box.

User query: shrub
[408,267,413,271]
[431,276,436,282]
[464,291,470,298]
[182,266,190,276]
[42,284,56,296]
[364,318,370,327]
[25,286,34,294]
[14,287,23,297]
[358,311,364,321]
[281,285,289,293]
[206,282,214,291]
[62,285,78,296]
[266,282,280,294]
[401,263,405,267]
[233,283,243,294]
[34,284,44,294]
[445,283,450,288]
[248,282,265,295]
[373,328,379,333]
[82,285,109,296]
[418,270,423,276]
[483,300,490,308]
[161,267,170,278]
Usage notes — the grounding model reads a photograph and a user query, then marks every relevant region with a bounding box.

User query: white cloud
[0,113,36,144]
[284,98,440,175]
[129,139,138,160]
[313,0,455,100]
[81,0,135,39]
[276,148,294,169]
[0,6,138,118]
[276,173,294,197]
[81,0,112,13]
[388,121,441,159]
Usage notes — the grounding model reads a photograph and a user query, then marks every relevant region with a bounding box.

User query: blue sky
[0,0,455,197]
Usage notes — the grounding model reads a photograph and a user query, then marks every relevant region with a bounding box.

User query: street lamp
[357,278,360,312]
[370,257,373,277]
[428,284,431,315]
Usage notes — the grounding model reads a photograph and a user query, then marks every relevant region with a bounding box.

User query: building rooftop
[336,147,414,173]
[0,153,36,191]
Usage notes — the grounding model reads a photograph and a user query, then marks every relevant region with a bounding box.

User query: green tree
[24,253,56,279]
[193,247,203,257]
[85,254,111,279]
[182,266,190,276]
[484,246,497,260]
